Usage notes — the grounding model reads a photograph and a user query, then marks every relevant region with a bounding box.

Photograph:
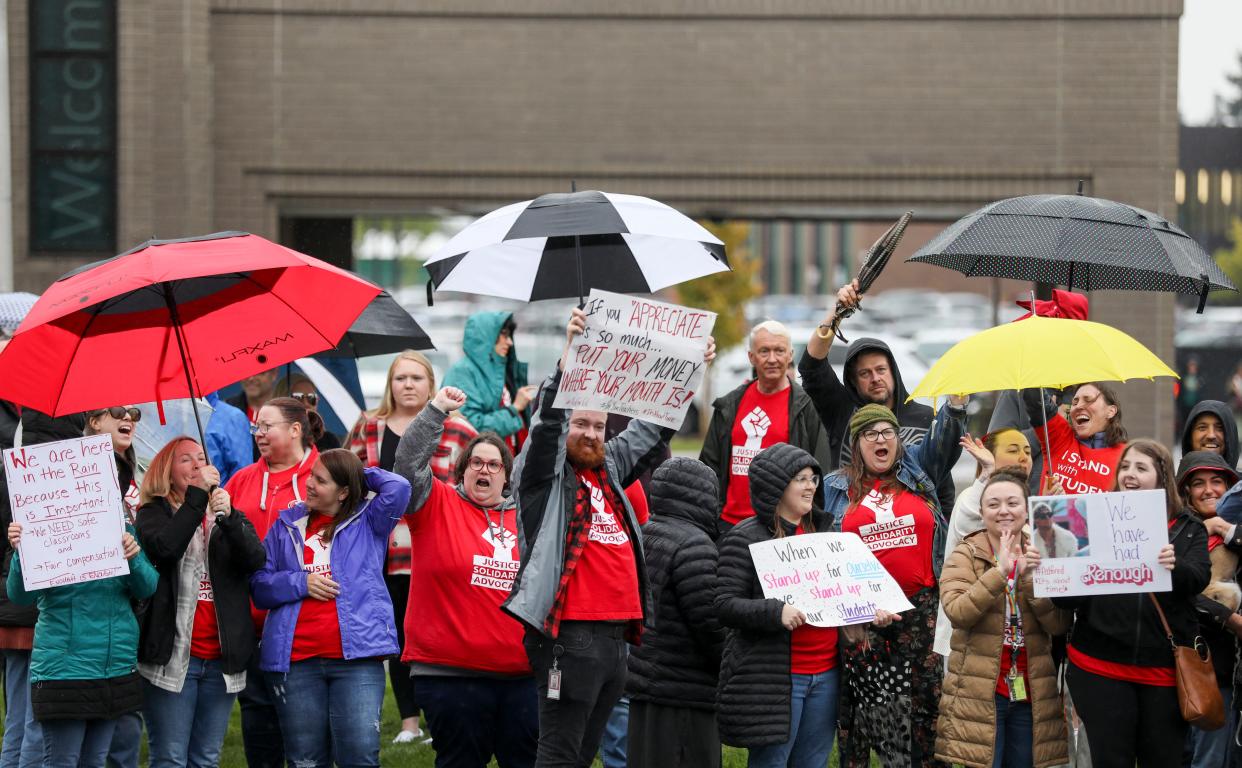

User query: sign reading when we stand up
[554,289,716,429]
[3,434,129,591]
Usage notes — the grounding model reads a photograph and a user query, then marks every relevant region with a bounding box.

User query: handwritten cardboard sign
[553,289,716,429]
[3,435,128,591]
[749,532,914,627]
[1032,489,1172,597]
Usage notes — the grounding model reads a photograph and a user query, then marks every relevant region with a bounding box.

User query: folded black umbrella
[908,192,1235,311]
[318,290,433,357]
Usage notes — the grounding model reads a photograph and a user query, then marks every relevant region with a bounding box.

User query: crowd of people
[0,280,1241,768]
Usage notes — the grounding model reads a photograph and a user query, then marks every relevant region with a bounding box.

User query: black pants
[385,573,419,720]
[524,622,628,768]
[239,653,285,768]
[416,675,539,768]
[626,700,719,768]
[1068,660,1187,768]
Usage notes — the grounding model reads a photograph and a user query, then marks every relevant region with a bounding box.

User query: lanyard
[988,540,1023,677]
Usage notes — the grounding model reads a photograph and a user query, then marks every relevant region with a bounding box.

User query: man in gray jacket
[504,307,714,768]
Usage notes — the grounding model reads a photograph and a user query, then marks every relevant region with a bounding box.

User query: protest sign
[553,289,716,428]
[3,434,128,591]
[749,532,913,627]
[1032,489,1171,598]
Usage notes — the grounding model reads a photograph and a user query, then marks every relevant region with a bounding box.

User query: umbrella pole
[575,233,585,307]
[161,285,208,449]
[1030,289,1056,490]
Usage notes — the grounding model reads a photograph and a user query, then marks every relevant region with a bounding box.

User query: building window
[1222,170,1233,207]
[1198,169,1210,205]
[1175,169,1185,205]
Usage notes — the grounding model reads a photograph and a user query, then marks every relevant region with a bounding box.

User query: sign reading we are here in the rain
[3,435,128,591]
[554,288,716,429]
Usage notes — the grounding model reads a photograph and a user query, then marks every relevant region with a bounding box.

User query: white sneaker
[392,729,423,744]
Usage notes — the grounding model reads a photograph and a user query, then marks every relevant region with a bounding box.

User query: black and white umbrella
[423,190,729,303]
[908,192,1236,311]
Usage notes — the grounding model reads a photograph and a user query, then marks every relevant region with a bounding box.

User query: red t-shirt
[290,514,344,662]
[722,384,792,525]
[625,482,649,526]
[562,470,643,621]
[1035,416,1126,495]
[789,524,839,674]
[402,480,528,675]
[841,482,936,597]
[189,520,221,660]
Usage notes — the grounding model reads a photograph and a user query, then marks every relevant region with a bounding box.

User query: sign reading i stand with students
[553,288,717,429]
[3,434,128,591]
[749,532,914,627]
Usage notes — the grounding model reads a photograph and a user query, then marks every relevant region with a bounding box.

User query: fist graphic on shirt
[741,407,771,450]
[589,483,606,514]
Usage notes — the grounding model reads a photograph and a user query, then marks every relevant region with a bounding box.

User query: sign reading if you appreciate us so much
[1032,489,1172,598]
[553,289,716,429]
[749,532,914,627]
[3,434,128,591]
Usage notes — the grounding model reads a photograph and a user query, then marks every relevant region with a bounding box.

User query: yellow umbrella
[907,315,1178,401]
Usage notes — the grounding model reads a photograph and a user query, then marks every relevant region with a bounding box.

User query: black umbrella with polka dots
[907,192,1235,312]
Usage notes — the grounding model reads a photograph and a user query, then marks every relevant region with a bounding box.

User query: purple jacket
[251,466,411,673]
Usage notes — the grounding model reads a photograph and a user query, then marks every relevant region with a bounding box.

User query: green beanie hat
[849,403,898,442]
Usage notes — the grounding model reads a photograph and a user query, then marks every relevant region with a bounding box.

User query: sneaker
[392,729,423,744]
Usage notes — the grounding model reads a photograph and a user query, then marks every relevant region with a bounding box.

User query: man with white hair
[700,320,832,533]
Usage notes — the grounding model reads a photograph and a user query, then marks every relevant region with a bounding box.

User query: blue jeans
[415,675,538,768]
[240,653,284,768]
[1,650,43,768]
[1189,686,1234,768]
[599,696,630,768]
[992,693,1033,768]
[105,712,142,768]
[143,657,239,768]
[748,670,839,768]
[267,658,386,768]
[41,718,118,768]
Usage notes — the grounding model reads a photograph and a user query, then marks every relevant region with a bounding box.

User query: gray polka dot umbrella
[907,192,1236,312]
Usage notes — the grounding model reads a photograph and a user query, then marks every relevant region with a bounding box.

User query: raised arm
[913,398,968,484]
[394,388,464,513]
[362,466,413,537]
[939,546,1005,630]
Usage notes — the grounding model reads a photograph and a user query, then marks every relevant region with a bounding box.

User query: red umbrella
[0,232,379,438]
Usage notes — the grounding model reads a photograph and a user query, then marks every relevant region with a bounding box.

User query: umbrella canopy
[0,232,380,418]
[318,290,433,358]
[423,190,729,302]
[908,193,1235,309]
[907,316,1177,401]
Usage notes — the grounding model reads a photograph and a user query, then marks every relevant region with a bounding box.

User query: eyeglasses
[860,427,897,443]
[94,406,141,423]
[467,457,505,474]
[291,392,319,407]
[249,421,290,436]
[791,474,820,488]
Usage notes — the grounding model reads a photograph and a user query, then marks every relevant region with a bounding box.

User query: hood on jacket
[842,338,909,410]
[1181,400,1239,469]
[748,443,822,532]
[1176,450,1240,491]
[647,457,719,539]
[462,311,515,373]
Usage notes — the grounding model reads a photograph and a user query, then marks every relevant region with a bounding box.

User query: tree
[1212,50,1242,126]
[1213,217,1242,304]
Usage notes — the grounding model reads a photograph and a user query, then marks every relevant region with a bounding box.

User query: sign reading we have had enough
[1032,489,1172,598]
[3,435,128,591]
[749,532,913,627]
[554,289,716,429]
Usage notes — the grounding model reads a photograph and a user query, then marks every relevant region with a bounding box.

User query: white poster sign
[1032,489,1172,597]
[553,289,716,429]
[749,532,914,627]
[3,434,128,591]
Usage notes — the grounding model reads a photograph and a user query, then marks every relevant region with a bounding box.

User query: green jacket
[442,311,529,438]
[7,524,159,684]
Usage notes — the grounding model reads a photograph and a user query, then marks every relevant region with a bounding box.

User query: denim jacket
[822,403,965,579]
[251,467,411,673]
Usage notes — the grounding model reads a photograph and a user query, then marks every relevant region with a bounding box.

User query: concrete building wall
[9,0,1183,439]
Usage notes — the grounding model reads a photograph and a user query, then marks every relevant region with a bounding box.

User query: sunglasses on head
[291,392,318,406]
[94,406,141,422]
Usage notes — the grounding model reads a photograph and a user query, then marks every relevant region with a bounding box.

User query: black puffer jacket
[715,443,831,747]
[626,458,723,710]
[1054,510,1210,668]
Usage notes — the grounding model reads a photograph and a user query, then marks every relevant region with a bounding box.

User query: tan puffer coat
[935,531,1070,768]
